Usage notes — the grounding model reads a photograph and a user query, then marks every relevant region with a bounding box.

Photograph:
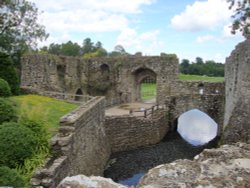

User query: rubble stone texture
[138,142,250,188]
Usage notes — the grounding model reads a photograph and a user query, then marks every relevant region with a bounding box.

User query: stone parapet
[104,110,169,153]
[31,96,111,188]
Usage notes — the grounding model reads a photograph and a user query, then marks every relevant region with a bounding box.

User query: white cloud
[30,0,155,34]
[196,35,215,43]
[116,28,163,55]
[171,0,232,32]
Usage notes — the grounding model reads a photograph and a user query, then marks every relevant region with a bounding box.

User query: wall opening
[57,65,66,89]
[75,88,83,101]
[100,64,110,81]
[177,109,218,146]
[133,68,157,103]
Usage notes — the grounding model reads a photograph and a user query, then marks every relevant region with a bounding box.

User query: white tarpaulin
[177,109,218,146]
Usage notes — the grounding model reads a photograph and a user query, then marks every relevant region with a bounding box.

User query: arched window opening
[134,68,157,103]
[100,64,110,81]
[75,88,83,101]
[177,109,218,146]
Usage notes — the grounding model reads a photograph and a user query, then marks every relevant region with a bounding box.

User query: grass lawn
[178,74,224,82]
[10,95,79,136]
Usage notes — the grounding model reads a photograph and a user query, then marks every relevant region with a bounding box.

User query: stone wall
[223,38,250,144]
[165,92,224,135]
[31,97,111,188]
[104,110,168,153]
[21,54,179,106]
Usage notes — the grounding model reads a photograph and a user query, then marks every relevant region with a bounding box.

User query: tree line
[39,38,129,57]
[180,57,224,77]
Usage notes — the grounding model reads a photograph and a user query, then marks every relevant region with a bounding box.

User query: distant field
[141,74,224,101]
[10,95,79,135]
[178,74,224,82]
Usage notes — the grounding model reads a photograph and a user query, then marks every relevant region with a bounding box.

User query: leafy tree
[48,43,62,55]
[83,48,108,58]
[196,57,204,65]
[61,41,81,56]
[180,59,190,74]
[95,41,103,49]
[228,0,250,35]
[179,57,224,77]
[82,38,94,54]
[0,52,19,94]
[0,0,48,59]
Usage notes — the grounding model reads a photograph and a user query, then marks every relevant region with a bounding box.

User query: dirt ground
[105,102,155,116]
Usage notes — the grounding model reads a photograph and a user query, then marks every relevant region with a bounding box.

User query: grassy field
[178,74,224,82]
[10,95,79,136]
[141,74,224,101]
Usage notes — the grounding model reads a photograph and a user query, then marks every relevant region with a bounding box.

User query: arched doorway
[177,109,218,146]
[133,68,157,103]
[75,88,83,101]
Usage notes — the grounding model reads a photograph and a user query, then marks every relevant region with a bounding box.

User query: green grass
[141,83,156,101]
[178,74,224,82]
[10,94,79,136]
[8,95,78,186]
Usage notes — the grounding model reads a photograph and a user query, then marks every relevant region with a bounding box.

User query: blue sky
[31,0,244,63]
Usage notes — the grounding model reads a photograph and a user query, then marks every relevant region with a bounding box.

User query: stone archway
[133,68,157,102]
[75,88,83,101]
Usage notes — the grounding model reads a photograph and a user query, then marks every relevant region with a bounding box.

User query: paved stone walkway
[105,102,155,116]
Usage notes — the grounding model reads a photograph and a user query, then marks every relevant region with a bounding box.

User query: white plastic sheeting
[177,109,218,146]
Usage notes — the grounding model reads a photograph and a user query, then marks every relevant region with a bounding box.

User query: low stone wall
[104,110,169,153]
[31,97,111,188]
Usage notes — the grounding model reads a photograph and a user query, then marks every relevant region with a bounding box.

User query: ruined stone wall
[223,38,250,144]
[165,92,224,135]
[21,54,179,106]
[104,110,169,153]
[170,81,225,96]
[31,97,111,188]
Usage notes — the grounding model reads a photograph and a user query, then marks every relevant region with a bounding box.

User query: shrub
[0,78,11,97]
[0,52,19,95]
[0,166,25,187]
[0,122,38,168]
[0,98,17,124]
[20,118,49,148]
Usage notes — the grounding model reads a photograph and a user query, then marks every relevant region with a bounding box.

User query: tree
[82,38,94,54]
[0,0,48,55]
[61,41,81,56]
[0,0,48,85]
[195,57,204,65]
[180,59,190,74]
[48,43,61,55]
[228,0,250,35]
[0,52,19,94]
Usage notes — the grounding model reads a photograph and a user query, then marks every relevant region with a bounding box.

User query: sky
[30,0,245,63]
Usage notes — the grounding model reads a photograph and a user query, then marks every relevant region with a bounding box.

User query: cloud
[171,0,232,32]
[31,0,155,34]
[116,28,163,54]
